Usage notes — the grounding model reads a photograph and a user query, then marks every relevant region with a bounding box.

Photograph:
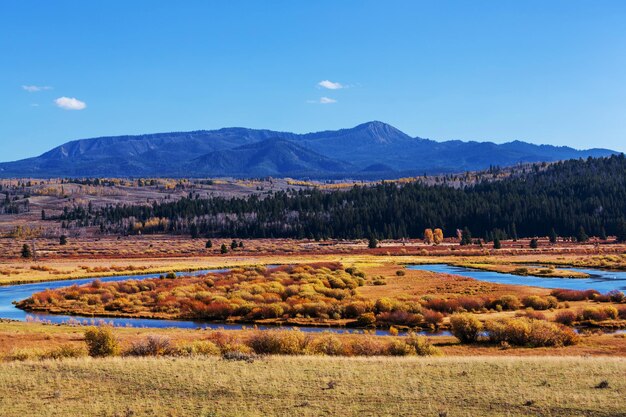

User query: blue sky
[1,1,625,162]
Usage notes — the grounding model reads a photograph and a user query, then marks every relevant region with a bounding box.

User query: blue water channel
[408,264,626,293]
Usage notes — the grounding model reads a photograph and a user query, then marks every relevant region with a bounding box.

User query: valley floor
[1,237,625,416]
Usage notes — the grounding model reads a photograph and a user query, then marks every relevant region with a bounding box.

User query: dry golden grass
[0,355,624,416]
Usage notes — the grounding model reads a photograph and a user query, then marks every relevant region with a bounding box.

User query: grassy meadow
[0,355,624,416]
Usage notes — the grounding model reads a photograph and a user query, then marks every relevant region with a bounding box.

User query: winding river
[1,264,624,334]
[408,264,626,293]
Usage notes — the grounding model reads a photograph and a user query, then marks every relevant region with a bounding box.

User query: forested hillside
[60,155,626,241]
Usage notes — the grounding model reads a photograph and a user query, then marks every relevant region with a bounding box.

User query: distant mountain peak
[350,121,411,143]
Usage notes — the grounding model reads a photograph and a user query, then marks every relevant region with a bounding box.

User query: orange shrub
[248,330,306,355]
[450,313,483,343]
[485,318,578,347]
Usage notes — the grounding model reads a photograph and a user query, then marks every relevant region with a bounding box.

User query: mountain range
[0,121,616,179]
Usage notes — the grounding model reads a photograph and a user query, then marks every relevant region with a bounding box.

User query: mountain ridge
[0,121,617,178]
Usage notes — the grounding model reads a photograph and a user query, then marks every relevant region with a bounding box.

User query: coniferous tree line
[58,155,626,241]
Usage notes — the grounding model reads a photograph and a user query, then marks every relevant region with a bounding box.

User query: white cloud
[307,97,338,104]
[54,96,87,110]
[318,80,343,90]
[22,85,52,92]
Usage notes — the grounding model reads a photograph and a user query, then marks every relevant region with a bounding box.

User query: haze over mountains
[0,121,616,179]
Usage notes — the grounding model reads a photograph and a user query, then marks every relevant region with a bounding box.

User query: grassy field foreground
[0,356,624,416]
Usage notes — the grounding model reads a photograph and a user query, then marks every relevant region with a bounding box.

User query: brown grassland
[0,355,624,416]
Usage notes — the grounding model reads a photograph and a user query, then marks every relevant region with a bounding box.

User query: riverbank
[2,236,626,285]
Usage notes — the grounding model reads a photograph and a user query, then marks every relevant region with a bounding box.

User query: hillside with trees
[59,155,626,241]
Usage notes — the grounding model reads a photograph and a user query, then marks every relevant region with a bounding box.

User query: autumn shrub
[580,307,609,321]
[521,295,558,310]
[550,289,600,302]
[305,333,346,355]
[618,306,626,319]
[423,298,460,314]
[386,339,416,356]
[405,333,441,356]
[125,335,173,356]
[174,340,221,356]
[603,306,619,319]
[248,330,306,355]
[595,290,625,303]
[356,312,376,327]
[422,309,444,328]
[374,298,398,313]
[484,318,531,346]
[376,310,423,327]
[490,295,521,311]
[608,290,625,303]
[219,342,254,356]
[344,301,371,318]
[84,326,119,357]
[461,296,489,312]
[348,336,386,356]
[525,320,578,347]
[485,318,578,347]
[6,348,44,361]
[43,344,86,360]
[450,313,483,343]
[555,310,577,326]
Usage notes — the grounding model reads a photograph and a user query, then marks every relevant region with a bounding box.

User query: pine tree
[21,244,32,258]
[220,244,228,254]
[205,239,213,249]
[549,228,558,244]
[576,226,589,243]
[529,238,538,249]
[190,223,199,239]
[460,227,472,246]
[368,236,378,249]
[493,237,501,249]
[616,220,626,243]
